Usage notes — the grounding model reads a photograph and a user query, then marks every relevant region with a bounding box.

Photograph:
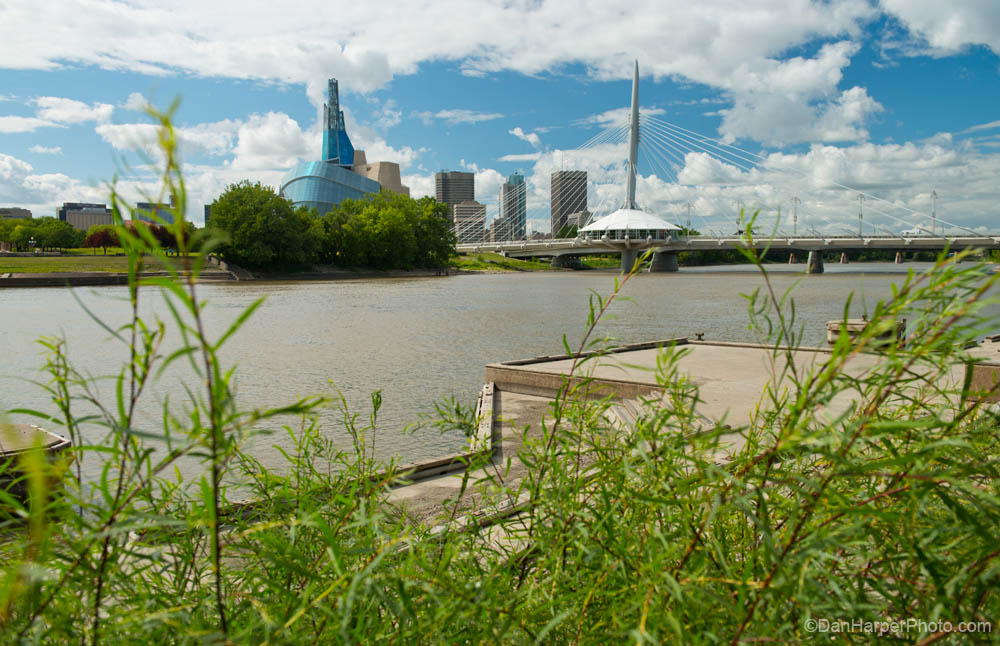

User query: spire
[624,59,640,210]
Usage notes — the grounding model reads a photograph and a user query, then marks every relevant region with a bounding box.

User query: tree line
[206,181,456,271]
[0,217,82,251]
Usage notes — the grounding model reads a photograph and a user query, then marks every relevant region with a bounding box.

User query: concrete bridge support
[620,249,639,273]
[649,251,679,272]
[895,251,903,264]
[807,251,824,274]
[789,253,797,264]
[550,255,582,269]
[840,252,849,264]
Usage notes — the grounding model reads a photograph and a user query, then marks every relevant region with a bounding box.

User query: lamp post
[29,236,36,252]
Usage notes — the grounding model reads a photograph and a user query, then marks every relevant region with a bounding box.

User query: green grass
[0,253,187,274]
[452,252,556,271]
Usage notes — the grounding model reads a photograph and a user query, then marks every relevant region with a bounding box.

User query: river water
[2,262,995,478]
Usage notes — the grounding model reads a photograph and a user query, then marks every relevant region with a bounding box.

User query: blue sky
[1,0,998,234]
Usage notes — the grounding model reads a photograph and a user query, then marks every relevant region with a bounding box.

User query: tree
[321,191,455,269]
[34,216,84,250]
[83,225,120,255]
[555,224,578,239]
[207,181,318,270]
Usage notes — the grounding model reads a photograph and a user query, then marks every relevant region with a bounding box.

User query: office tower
[550,170,587,235]
[435,171,475,208]
[453,200,487,243]
[57,202,113,231]
[499,172,527,240]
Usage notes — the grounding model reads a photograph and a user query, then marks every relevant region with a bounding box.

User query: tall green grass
[1,112,998,644]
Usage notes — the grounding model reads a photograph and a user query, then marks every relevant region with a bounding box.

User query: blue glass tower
[281,77,378,215]
[321,78,355,167]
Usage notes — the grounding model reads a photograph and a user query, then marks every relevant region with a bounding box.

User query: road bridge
[457,234,1000,273]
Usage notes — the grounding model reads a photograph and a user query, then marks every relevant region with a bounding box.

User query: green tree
[34,216,83,250]
[10,223,40,251]
[555,224,578,239]
[320,191,455,269]
[206,181,318,270]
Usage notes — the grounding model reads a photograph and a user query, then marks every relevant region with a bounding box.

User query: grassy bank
[452,252,556,271]
[0,253,190,274]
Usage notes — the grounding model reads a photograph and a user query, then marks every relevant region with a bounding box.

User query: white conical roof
[580,208,681,232]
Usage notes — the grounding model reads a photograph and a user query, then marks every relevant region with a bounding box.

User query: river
[2,262,994,478]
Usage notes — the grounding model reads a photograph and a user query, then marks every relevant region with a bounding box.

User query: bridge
[456,60,999,273]
[458,233,1000,273]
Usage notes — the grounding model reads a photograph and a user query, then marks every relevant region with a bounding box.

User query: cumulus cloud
[508,127,541,148]
[881,0,1000,57]
[32,96,113,124]
[0,152,103,211]
[123,92,149,112]
[29,145,61,154]
[0,115,61,133]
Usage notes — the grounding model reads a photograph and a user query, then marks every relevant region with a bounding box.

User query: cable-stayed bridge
[457,61,1000,272]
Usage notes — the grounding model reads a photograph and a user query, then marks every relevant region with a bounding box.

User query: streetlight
[29,236,35,252]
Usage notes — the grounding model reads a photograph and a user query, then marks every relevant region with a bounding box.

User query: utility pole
[792,196,800,236]
[931,190,937,234]
[858,194,865,237]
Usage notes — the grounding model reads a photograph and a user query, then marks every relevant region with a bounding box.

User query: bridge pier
[789,252,797,264]
[840,252,849,264]
[550,255,582,269]
[620,249,639,273]
[895,251,903,264]
[649,251,679,272]
[806,251,824,274]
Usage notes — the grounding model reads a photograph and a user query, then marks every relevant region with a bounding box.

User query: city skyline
[1,1,999,234]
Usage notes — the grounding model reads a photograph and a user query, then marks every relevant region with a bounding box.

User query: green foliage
[0,217,83,251]
[205,184,455,271]
[555,223,578,238]
[319,191,456,269]
[207,180,318,270]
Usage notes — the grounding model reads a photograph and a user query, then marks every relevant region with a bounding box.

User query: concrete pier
[550,255,582,269]
[840,252,849,264]
[382,335,1000,532]
[649,251,679,272]
[788,253,797,264]
[620,248,638,273]
[806,250,824,274]
[895,251,903,264]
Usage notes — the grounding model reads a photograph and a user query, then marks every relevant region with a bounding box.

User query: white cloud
[959,120,1000,135]
[29,145,61,154]
[576,106,666,129]
[0,152,103,213]
[415,109,504,125]
[509,127,541,148]
[32,96,113,124]
[881,0,1000,56]
[123,92,148,112]
[229,112,310,170]
[498,152,543,162]
[0,115,61,133]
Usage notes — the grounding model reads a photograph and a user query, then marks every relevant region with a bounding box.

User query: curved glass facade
[280,161,381,215]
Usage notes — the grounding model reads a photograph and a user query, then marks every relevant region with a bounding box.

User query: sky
[1,0,999,235]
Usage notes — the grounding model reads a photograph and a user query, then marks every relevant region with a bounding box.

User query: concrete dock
[387,336,1000,530]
